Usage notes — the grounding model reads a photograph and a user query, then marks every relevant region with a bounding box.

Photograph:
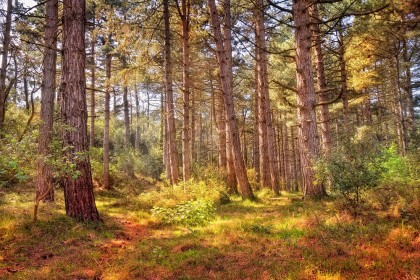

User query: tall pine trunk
[293,0,325,197]
[36,0,58,202]
[311,4,331,154]
[103,35,112,190]
[0,0,12,131]
[164,0,180,184]
[89,14,96,147]
[208,0,254,200]
[61,0,99,221]
[178,0,192,182]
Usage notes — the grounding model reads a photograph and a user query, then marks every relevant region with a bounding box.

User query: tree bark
[177,0,192,182]
[0,0,12,131]
[36,0,58,203]
[61,0,99,221]
[211,73,227,169]
[293,0,325,197]
[89,14,96,148]
[338,26,349,126]
[311,4,332,155]
[164,0,179,184]
[103,35,112,190]
[402,38,415,138]
[123,85,130,149]
[134,85,140,151]
[208,0,254,200]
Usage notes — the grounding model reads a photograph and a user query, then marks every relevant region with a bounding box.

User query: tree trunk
[208,0,254,200]
[311,4,332,155]
[226,112,238,193]
[61,0,99,221]
[178,0,192,182]
[36,0,58,203]
[402,38,415,137]
[252,81,260,182]
[123,85,130,149]
[211,74,227,169]
[164,0,179,184]
[134,85,140,151]
[89,16,96,148]
[103,35,112,190]
[392,56,407,155]
[290,125,299,192]
[293,0,325,197]
[23,72,29,112]
[0,0,12,131]
[338,26,349,126]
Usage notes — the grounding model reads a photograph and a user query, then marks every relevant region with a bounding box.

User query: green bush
[317,126,382,207]
[0,133,36,187]
[151,199,216,226]
[138,179,227,209]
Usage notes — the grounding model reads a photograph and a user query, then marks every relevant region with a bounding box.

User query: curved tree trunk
[36,0,58,202]
[61,0,99,221]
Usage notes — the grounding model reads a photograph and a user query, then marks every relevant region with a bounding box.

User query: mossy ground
[1,180,419,280]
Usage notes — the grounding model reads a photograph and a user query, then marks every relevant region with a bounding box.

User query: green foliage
[138,179,227,209]
[0,133,36,187]
[316,126,383,207]
[369,145,420,217]
[380,144,410,185]
[151,199,216,227]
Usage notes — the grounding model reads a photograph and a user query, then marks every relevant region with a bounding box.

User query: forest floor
[0,178,420,280]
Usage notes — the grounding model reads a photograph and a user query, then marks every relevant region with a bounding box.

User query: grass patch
[1,182,419,279]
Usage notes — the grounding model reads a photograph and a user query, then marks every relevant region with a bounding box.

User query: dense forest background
[0,0,420,278]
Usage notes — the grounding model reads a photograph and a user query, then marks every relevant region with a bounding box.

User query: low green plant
[0,133,36,187]
[316,126,382,209]
[151,199,216,226]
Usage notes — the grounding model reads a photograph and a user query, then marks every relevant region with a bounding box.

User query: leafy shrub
[369,145,420,217]
[151,199,216,226]
[0,133,36,187]
[316,126,382,208]
[138,179,227,209]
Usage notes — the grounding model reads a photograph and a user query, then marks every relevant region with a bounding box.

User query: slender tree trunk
[123,85,130,149]
[23,72,29,111]
[338,27,348,126]
[211,74,227,169]
[290,125,299,192]
[392,57,407,155]
[252,82,260,182]
[164,0,179,184]
[293,0,324,197]
[402,38,415,137]
[135,85,140,151]
[61,0,99,221]
[208,0,254,200]
[256,48,270,189]
[0,0,12,131]
[103,35,112,190]
[89,15,96,147]
[226,118,238,194]
[311,4,332,154]
[282,120,290,190]
[255,0,279,195]
[177,0,192,182]
[36,0,58,203]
